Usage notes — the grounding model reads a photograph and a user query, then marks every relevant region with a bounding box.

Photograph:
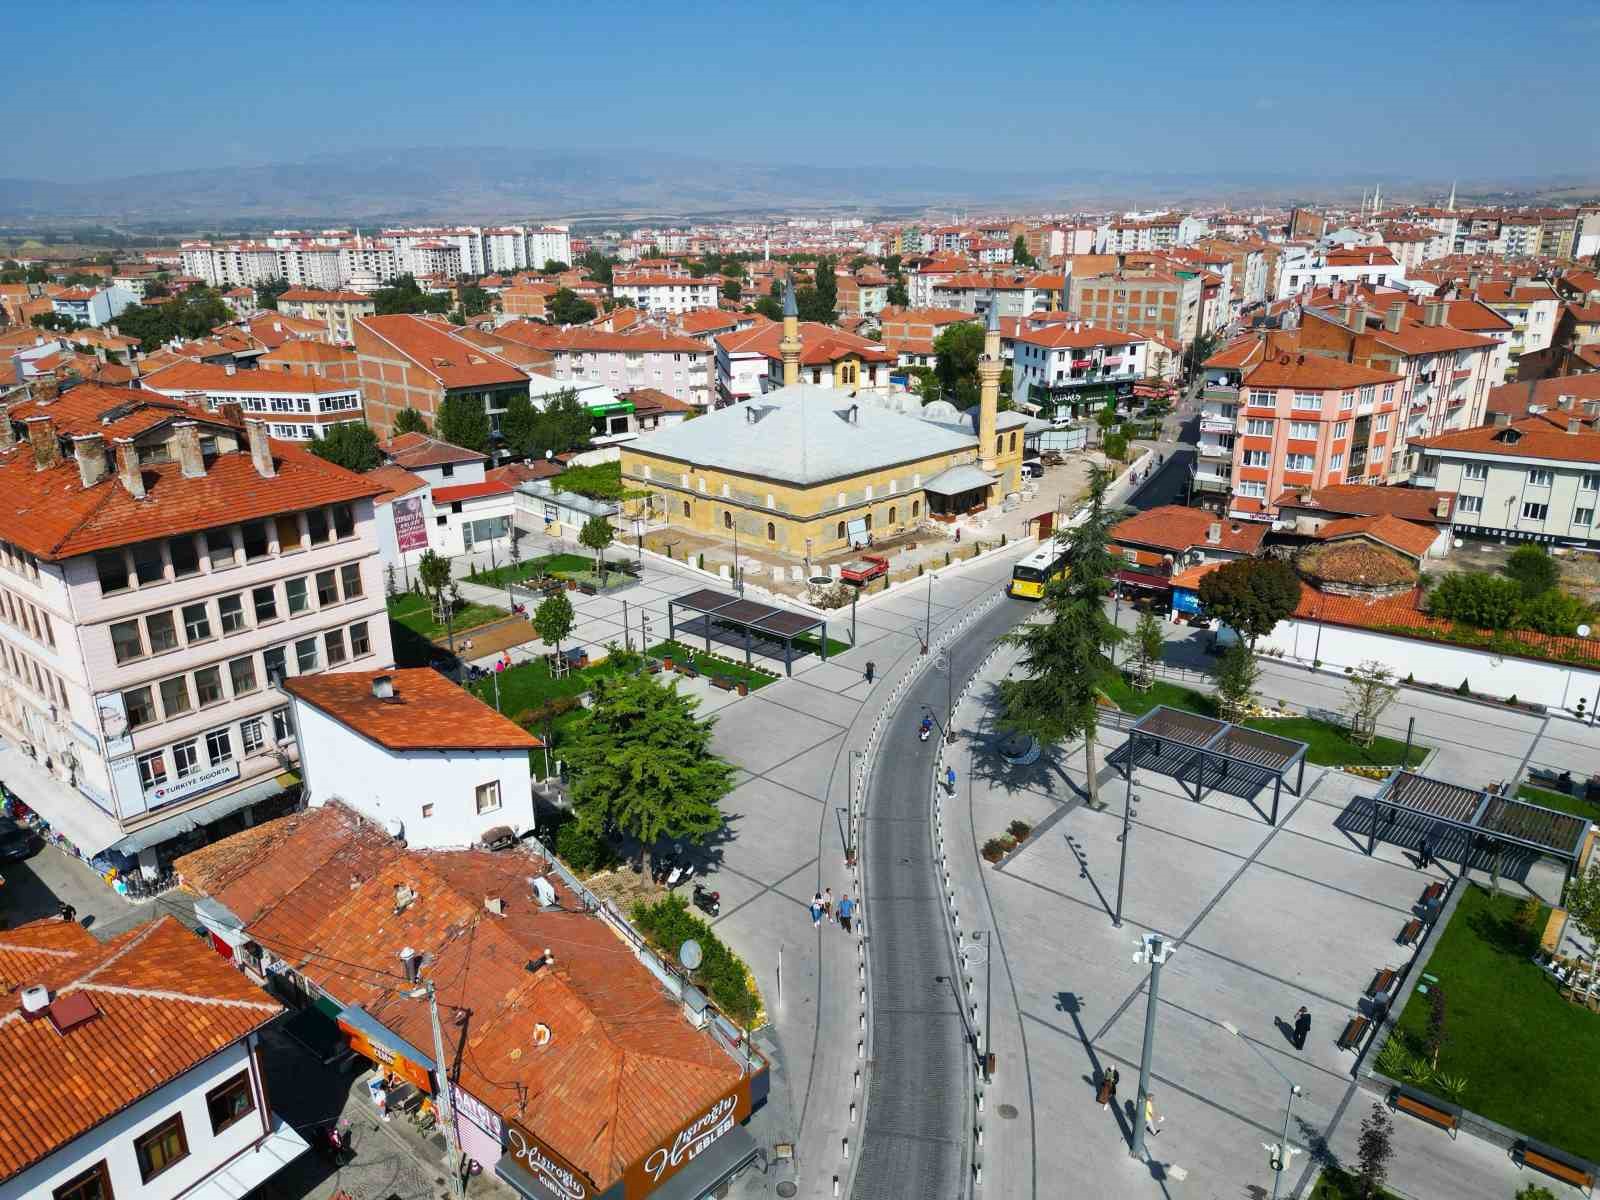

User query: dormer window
[1494,427,1522,444]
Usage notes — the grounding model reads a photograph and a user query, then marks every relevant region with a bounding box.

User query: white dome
[920,400,960,421]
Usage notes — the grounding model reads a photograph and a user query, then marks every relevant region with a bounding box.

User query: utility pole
[924,574,933,652]
[1114,747,1137,927]
[1129,934,1175,1162]
[1221,1020,1302,1200]
[415,980,465,1198]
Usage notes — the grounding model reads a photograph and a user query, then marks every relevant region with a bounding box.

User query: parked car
[0,817,37,863]
[1021,461,1045,479]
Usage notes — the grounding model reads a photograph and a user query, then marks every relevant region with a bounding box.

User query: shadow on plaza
[965,679,1090,802]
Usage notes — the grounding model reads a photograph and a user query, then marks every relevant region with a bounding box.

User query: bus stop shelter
[1106,705,1310,825]
[666,588,829,676]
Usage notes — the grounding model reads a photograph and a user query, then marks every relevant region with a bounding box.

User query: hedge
[631,894,761,1026]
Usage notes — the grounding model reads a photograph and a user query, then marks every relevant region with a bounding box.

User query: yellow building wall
[620,431,1025,557]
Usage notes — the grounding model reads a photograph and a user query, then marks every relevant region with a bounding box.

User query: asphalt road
[851,593,1032,1200]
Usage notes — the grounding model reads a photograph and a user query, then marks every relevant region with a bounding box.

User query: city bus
[1008,542,1069,599]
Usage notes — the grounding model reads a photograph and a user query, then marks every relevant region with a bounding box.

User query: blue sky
[3,0,1595,182]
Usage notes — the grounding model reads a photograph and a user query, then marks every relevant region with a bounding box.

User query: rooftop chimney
[74,433,108,488]
[0,406,14,451]
[1206,521,1222,545]
[398,945,421,982]
[1425,302,1445,327]
[24,416,59,471]
[371,674,395,700]
[218,401,244,426]
[19,984,49,1016]
[246,419,276,479]
[27,376,59,406]
[1491,411,1511,428]
[1568,417,1582,434]
[1343,299,1358,328]
[114,439,145,498]
[1385,302,1405,333]
[173,421,205,478]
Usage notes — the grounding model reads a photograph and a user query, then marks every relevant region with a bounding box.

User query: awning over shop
[114,773,290,853]
[0,736,125,856]
[336,1004,436,1093]
[922,463,997,496]
[496,1123,759,1200]
[180,1113,310,1200]
[1115,569,1173,591]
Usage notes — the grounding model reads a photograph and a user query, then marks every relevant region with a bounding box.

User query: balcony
[1198,442,1233,459]
[1200,416,1236,435]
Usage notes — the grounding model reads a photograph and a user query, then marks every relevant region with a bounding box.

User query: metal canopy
[666,588,829,676]
[1369,770,1591,863]
[1107,704,1310,825]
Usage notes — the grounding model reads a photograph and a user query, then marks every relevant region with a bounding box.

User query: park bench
[1398,918,1423,946]
[1516,1140,1595,1194]
[1336,1014,1369,1051]
[1366,968,1398,1001]
[1420,881,1445,906]
[709,674,737,692]
[1389,1084,1459,1138]
[675,661,699,679]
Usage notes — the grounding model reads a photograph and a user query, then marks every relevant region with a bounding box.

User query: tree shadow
[968,678,1087,802]
[1464,902,1540,962]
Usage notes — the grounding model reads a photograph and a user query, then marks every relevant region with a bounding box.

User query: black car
[0,817,36,863]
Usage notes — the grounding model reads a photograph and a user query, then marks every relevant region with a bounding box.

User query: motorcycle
[692,883,721,917]
[665,858,695,888]
[918,718,932,742]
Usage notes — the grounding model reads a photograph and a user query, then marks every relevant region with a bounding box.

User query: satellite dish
[1580,625,1592,639]
[679,940,703,971]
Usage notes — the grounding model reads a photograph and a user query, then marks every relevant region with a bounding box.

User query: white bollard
[842,1137,849,1159]
[850,1101,857,1122]
[858,1040,864,1058]
[854,1069,861,1090]
[833,1176,840,1197]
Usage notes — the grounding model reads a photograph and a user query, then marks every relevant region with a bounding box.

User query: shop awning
[337,1004,436,1092]
[1115,569,1173,591]
[922,463,997,496]
[0,736,125,856]
[115,773,289,854]
[179,1112,310,1200]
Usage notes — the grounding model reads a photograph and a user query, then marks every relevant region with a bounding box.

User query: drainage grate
[777,1183,798,1197]
[997,1104,1019,1119]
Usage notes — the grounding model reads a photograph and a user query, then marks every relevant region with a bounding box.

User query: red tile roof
[1010,321,1145,350]
[285,668,538,751]
[1243,354,1402,390]
[1271,483,1454,523]
[1316,513,1437,560]
[432,479,513,503]
[0,917,280,1180]
[280,288,373,303]
[1486,375,1600,419]
[1413,415,1600,465]
[618,386,694,414]
[358,314,528,389]
[142,360,353,395]
[1110,505,1267,555]
[487,460,563,485]
[492,323,708,356]
[366,465,429,503]
[716,321,893,366]
[380,431,487,468]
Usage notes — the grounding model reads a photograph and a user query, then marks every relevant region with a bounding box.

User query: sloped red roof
[285,668,537,751]
[380,430,487,468]
[1316,513,1437,560]
[1413,414,1600,465]
[365,465,429,503]
[1271,483,1454,523]
[1111,505,1266,555]
[358,314,527,389]
[431,479,513,503]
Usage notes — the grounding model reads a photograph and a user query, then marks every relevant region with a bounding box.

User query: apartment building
[611,270,720,313]
[1272,244,1403,299]
[274,288,376,344]
[1195,237,1269,310]
[714,321,895,403]
[1071,267,1203,347]
[1096,215,1184,253]
[1008,319,1147,416]
[929,270,1065,320]
[138,361,364,443]
[354,313,529,437]
[0,382,392,868]
[836,267,891,317]
[875,306,977,367]
[490,321,714,409]
[499,282,558,319]
[52,285,137,330]
[1414,407,1600,549]
[1460,278,1560,378]
[256,338,361,386]
[0,916,298,1200]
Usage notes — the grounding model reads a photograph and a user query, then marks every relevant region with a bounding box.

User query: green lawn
[1392,885,1600,1163]
[469,654,629,717]
[792,631,852,657]
[1308,1165,1401,1200]
[1098,672,1217,718]
[646,641,777,690]
[1517,783,1598,820]
[467,553,591,589]
[387,594,509,642]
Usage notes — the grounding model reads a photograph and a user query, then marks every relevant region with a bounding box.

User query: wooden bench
[1398,918,1423,946]
[709,674,737,692]
[1421,881,1445,906]
[1516,1140,1595,1194]
[1390,1086,1459,1138]
[1366,968,1398,999]
[1541,907,1568,955]
[1337,1015,1370,1051]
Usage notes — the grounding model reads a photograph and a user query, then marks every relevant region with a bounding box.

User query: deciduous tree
[499,393,539,458]
[1343,659,1399,746]
[549,287,596,325]
[533,589,574,657]
[1197,557,1302,644]
[435,395,491,455]
[308,422,381,472]
[1356,1101,1394,1199]
[392,407,429,435]
[1214,638,1260,721]
[1504,544,1558,597]
[933,321,986,410]
[579,515,615,582]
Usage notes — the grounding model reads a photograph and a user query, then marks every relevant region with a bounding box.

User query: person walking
[1293,1006,1312,1051]
[822,887,834,923]
[372,1081,390,1122]
[1417,831,1434,870]
[1143,1091,1162,1136]
[946,765,957,795]
[838,893,855,933]
[864,661,876,684]
[1096,1065,1120,1110]
[810,893,824,929]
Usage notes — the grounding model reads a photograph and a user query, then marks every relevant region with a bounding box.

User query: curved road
[851,593,1031,1198]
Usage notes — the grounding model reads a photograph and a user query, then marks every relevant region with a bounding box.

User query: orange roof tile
[1110,505,1266,555]
[1243,355,1402,390]
[142,360,353,395]
[285,668,538,751]
[1272,483,1454,523]
[431,479,513,503]
[1414,414,1600,465]
[380,431,486,469]
[366,465,429,503]
[1316,513,1437,560]
[358,314,527,390]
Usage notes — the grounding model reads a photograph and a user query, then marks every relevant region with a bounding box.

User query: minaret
[1447,181,1456,212]
[1372,182,1381,215]
[779,278,802,387]
[977,304,1001,472]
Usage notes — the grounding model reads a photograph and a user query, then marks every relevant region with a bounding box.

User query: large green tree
[255,278,290,310]
[1196,557,1302,644]
[392,407,430,435]
[1504,545,1558,598]
[533,590,574,657]
[308,422,381,472]
[372,274,450,316]
[796,256,837,324]
[562,673,734,876]
[933,321,986,410]
[1012,235,1036,267]
[579,250,615,285]
[112,288,235,352]
[753,295,783,321]
[549,287,597,325]
[458,283,493,317]
[434,395,491,454]
[999,468,1125,805]
[500,393,540,458]
[537,388,595,455]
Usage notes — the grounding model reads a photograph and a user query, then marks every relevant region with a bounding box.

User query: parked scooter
[692,883,721,917]
[665,857,696,888]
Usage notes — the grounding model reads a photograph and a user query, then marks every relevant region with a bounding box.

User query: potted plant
[736,681,749,697]
[662,654,674,671]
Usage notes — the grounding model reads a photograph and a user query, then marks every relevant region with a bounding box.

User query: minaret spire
[779,278,801,388]
[977,304,1002,478]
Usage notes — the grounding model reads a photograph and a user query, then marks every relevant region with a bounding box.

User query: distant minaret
[1372,183,1381,215]
[1447,182,1457,212]
[977,305,1001,473]
[1359,190,1368,219]
[780,278,802,387]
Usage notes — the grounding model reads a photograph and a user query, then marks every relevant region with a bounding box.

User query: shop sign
[623,1079,752,1197]
[393,495,429,551]
[504,1123,593,1200]
[337,1018,433,1093]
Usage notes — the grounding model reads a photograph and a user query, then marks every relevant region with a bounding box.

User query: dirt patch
[584,864,667,911]
[442,616,541,659]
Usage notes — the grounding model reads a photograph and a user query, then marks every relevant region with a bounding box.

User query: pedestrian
[1143,1091,1162,1136]
[1293,1006,1312,1051]
[810,893,824,928]
[1417,831,1434,870]
[946,765,957,795]
[864,661,876,684]
[1096,1065,1120,1110]
[57,901,77,924]
[838,894,855,933]
[823,887,834,923]
[372,1081,390,1122]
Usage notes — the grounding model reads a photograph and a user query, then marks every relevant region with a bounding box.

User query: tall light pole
[408,979,465,1199]
[933,653,956,743]
[1220,1020,1303,1200]
[1128,933,1174,1163]
[1114,743,1139,928]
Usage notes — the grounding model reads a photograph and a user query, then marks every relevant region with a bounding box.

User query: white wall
[1259,616,1600,715]
[2,1038,265,1200]
[294,698,535,848]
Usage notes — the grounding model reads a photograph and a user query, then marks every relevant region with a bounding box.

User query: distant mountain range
[0,148,1593,230]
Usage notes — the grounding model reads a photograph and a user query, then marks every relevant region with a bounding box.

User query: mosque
[617,283,1028,559]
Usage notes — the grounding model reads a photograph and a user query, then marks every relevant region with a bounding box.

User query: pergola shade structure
[1106,705,1310,825]
[666,587,830,676]
[1365,770,1592,884]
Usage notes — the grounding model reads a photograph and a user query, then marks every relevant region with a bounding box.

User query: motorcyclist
[919,714,933,740]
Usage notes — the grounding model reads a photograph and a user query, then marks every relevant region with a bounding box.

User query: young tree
[885,280,910,308]
[392,406,430,435]
[1214,638,1260,721]
[549,287,597,325]
[1355,1101,1394,1199]
[561,673,734,877]
[500,393,539,459]
[255,278,290,310]
[543,258,570,274]
[1343,659,1399,746]
[435,395,491,454]
[1504,544,1559,598]
[417,550,453,629]
[539,387,594,454]
[1012,235,1036,267]
[1565,864,1600,972]
[1197,557,1302,644]
[1131,611,1164,689]
[372,273,451,316]
[933,321,987,410]
[1425,982,1449,1070]
[308,422,381,472]
[533,589,575,658]
[999,467,1125,805]
[579,515,615,582]
[458,284,493,317]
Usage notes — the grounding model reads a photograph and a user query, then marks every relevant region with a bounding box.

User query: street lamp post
[1128,934,1174,1162]
[407,979,465,1199]
[1220,1020,1303,1200]
[933,654,956,743]
[1114,744,1139,927]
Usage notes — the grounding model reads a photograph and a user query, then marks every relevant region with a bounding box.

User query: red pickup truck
[840,554,889,584]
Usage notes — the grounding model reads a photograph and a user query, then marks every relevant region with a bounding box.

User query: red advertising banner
[393,495,429,552]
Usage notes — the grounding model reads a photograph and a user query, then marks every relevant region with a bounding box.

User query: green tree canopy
[550,288,597,325]
[1196,557,1302,643]
[1429,572,1522,630]
[371,274,451,316]
[392,407,430,435]
[1012,235,1036,267]
[795,255,837,324]
[533,590,574,655]
[308,422,381,472]
[499,393,539,458]
[885,280,910,308]
[110,288,235,352]
[753,295,783,321]
[721,279,741,302]
[933,321,987,410]
[458,284,493,317]
[579,515,615,578]
[579,250,615,285]
[1504,545,1559,597]
[562,672,734,874]
[543,259,570,274]
[434,395,491,454]
[255,278,290,310]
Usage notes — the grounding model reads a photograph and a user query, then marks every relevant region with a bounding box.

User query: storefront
[335,1006,435,1093]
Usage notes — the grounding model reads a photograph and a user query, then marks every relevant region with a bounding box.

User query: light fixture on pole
[403,973,465,1199]
[1128,933,1175,1162]
[1220,1020,1303,1200]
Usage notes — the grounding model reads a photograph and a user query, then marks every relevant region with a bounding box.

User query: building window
[205,726,233,765]
[52,1161,113,1200]
[1285,454,1314,472]
[241,717,265,754]
[1359,385,1375,405]
[253,585,278,623]
[172,738,200,779]
[206,527,237,570]
[182,602,213,643]
[766,522,776,541]
[263,645,287,685]
[1288,422,1317,439]
[131,542,165,586]
[340,563,363,598]
[219,593,245,634]
[285,577,309,615]
[1248,389,1273,406]
[683,500,691,517]
[1577,507,1595,526]
[145,610,179,654]
[1243,450,1270,467]
[723,511,733,530]
[110,619,144,664]
[137,750,167,791]
[206,1070,255,1135]
[1529,469,1553,487]
[194,666,224,707]
[1333,421,1350,438]
[295,637,320,674]
[350,621,372,658]
[169,535,200,579]
[837,521,846,539]
[1464,463,1487,481]
[159,675,192,718]
[476,780,502,814]
[325,628,348,666]
[1523,501,1549,521]
[305,508,331,545]
[912,500,920,518]
[134,1113,189,1183]
[1457,495,1482,514]
[124,686,157,729]
[1245,418,1273,435]
[1292,391,1321,410]
[275,513,303,554]
[240,521,270,561]
[229,655,258,696]
[1582,473,1600,492]
[1329,453,1344,470]
[1374,414,1390,433]
[331,503,355,539]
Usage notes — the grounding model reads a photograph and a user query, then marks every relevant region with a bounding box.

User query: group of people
[810,887,856,933]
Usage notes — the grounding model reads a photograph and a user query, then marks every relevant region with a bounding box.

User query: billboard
[393,495,429,552]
